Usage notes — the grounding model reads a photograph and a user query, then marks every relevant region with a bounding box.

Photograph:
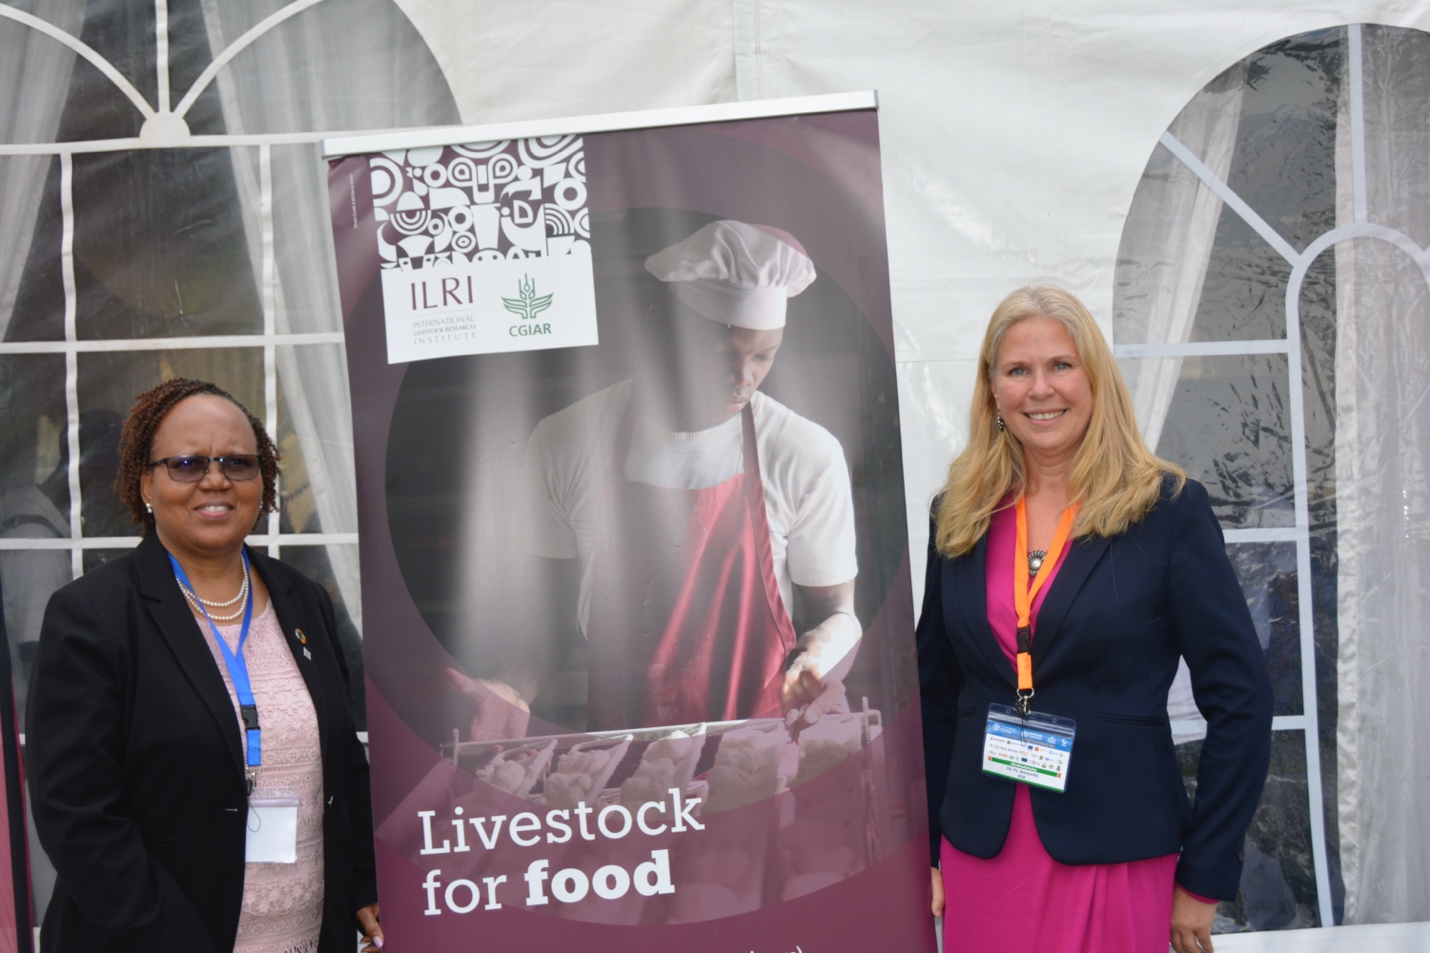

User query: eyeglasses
[147,455,262,482]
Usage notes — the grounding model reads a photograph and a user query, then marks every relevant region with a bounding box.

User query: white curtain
[1112,66,1246,744]
[198,0,460,628]
[0,6,88,926]
[1334,24,1430,926]
[0,0,87,717]
[0,2,85,341]
[1114,64,1245,450]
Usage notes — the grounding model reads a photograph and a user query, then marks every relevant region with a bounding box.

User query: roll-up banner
[0,578,32,953]
[323,93,934,951]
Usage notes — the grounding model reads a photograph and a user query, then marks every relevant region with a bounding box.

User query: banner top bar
[319,91,878,159]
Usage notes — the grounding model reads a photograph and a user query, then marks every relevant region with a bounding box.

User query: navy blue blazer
[918,478,1272,901]
[27,533,377,952]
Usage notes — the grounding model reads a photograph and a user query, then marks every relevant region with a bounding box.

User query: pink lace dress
[207,602,325,953]
[938,505,1179,953]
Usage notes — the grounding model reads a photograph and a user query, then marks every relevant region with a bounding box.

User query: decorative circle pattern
[369,137,589,271]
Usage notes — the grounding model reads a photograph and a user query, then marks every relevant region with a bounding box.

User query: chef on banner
[448,219,862,736]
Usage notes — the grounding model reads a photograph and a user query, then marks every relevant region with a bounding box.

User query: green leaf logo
[501,274,554,321]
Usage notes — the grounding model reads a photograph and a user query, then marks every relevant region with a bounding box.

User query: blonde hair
[934,285,1184,557]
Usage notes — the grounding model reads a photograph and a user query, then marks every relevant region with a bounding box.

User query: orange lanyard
[1013,497,1080,714]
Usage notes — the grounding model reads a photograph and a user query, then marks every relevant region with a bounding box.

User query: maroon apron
[585,404,798,730]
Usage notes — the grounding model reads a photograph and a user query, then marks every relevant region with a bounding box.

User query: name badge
[246,795,300,864]
[981,703,1076,792]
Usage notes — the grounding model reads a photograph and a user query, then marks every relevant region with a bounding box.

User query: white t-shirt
[521,380,858,634]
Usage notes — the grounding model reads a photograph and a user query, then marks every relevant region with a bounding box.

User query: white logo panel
[381,255,597,363]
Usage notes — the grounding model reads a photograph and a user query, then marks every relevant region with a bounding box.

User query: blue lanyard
[169,551,259,793]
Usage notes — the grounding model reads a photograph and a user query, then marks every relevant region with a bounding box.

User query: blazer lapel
[253,551,330,759]
[1030,533,1111,663]
[955,534,1016,686]
[135,534,245,776]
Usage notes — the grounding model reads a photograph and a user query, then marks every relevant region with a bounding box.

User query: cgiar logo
[501,275,554,322]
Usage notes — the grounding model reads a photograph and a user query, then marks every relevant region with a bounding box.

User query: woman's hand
[1170,886,1216,953]
[930,866,945,919]
[357,901,383,952]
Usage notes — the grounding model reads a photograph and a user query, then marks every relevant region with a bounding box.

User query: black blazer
[918,478,1273,901]
[26,533,377,952]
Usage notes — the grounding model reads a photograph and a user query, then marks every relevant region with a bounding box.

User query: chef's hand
[444,668,531,742]
[930,866,945,919]
[781,647,851,730]
[781,581,860,730]
[1170,886,1217,953]
[357,902,383,952]
[780,592,859,731]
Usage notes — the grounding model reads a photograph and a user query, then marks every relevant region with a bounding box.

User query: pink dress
[939,505,1179,953]
[208,603,325,953]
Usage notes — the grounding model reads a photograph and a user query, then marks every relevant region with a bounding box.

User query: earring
[145,502,153,514]
[996,412,1006,432]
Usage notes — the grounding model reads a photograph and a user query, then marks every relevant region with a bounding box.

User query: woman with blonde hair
[919,286,1272,953]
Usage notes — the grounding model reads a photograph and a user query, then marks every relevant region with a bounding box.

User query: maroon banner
[328,103,934,950]
[0,575,32,953]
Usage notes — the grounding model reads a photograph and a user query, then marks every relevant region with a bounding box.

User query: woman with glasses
[26,379,383,953]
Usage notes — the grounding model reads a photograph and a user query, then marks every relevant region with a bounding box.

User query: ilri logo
[502,275,554,322]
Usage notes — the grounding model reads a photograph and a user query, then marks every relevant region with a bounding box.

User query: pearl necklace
[178,560,251,622]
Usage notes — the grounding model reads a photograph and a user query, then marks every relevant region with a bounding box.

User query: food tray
[538,735,633,807]
[467,737,556,798]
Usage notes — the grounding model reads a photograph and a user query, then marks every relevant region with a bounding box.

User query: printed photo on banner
[326,101,935,951]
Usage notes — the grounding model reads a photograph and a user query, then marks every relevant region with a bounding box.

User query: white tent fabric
[394,0,738,123]
[706,1,1426,602]
[708,7,1429,943]
[387,2,1430,942]
[0,0,1426,948]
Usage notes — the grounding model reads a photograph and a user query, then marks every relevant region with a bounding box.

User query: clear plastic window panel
[1180,730,1321,930]
[1119,354,1295,528]
[1223,30,1341,258]
[70,150,263,341]
[1105,21,1430,931]
[1226,541,1302,716]
[275,344,356,536]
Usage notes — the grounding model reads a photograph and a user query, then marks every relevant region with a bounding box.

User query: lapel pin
[295,628,308,645]
[303,648,312,661]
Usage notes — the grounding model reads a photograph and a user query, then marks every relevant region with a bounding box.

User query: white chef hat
[644,219,816,330]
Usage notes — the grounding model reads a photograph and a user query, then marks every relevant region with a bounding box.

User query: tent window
[1115,23,1430,931]
[0,0,458,928]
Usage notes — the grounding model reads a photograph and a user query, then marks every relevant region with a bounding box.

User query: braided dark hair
[114,378,280,534]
